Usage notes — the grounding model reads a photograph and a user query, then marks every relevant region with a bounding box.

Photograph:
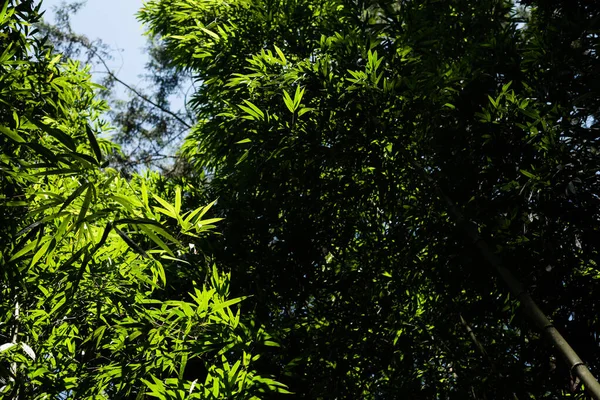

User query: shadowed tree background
[139,0,600,398]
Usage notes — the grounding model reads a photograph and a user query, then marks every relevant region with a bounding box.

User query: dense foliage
[2,0,600,398]
[139,0,600,398]
[0,1,286,398]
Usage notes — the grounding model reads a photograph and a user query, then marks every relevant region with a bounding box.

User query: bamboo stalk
[407,156,600,398]
[436,182,600,399]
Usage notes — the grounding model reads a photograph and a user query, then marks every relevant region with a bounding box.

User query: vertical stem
[459,314,520,400]
[445,188,600,398]
[412,159,600,399]
[459,314,494,372]
[10,298,20,400]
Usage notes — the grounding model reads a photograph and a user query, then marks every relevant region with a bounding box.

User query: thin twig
[90,48,192,130]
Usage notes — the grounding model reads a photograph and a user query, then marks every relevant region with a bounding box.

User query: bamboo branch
[459,314,494,370]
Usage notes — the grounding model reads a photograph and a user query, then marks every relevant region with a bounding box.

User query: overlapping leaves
[0,1,286,398]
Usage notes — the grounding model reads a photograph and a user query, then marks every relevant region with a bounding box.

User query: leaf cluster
[139,0,600,398]
[0,1,287,398]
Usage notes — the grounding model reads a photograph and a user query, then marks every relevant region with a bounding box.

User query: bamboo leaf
[0,1,9,24]
[48,53,61,68]
[238,105,258,120]
[85,124,103,163]
[175,186,182,215]
[141,180,149,210]
[30,238,55,268]
[297,107,315,117]
[520,169,537,179]
[139,224,175,256]
[10,239,43,262]
[59,182,88,213]
[153,194,176,218]
[21,343,36,360]
[242,100,264,120]
[200,27,220,40]
[30,118,76,152]
[0,343,16,353]
[210,296,247,314]
[282,90,295,113]
[114,226,149,258]
[76,184,94,225]
[0,125,25,142]
[48,295,66,317]
[274,45,286,64]
[183,200,217,225]
[293,86,305,109]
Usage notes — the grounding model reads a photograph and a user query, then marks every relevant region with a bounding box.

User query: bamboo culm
[436,179,600,399]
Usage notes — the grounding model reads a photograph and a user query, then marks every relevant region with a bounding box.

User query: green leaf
[502,81,512,92]
[152,259,167,286]
[76,184,94,225]
[139,224,175,256]
[57,246,87,273]
[282,90,295,113]
[117,218,182,247]
[30,118,77,152]
[520,169,537,179]
[487,95,500,109]
[141,180,150,210]
[200,27,220,40]
[274,45,286,64]
[240,100,264,120]
[10,238,43,262]
[59,181,88,213]
[110,193,143,210]
[114,226,149,258]
[141,377,167,400]
[160,254,190,265]
[48,53,62,68]
[0,125,25,142]
[183,200,217,229]
[297,107,315,117]
[0,1,10,24]
[48,295,66,317]
[30,238,55,268]
[153,194,176,218]
[32,168,79,177]
[236,149,250,165]
[293,86,305,109]
[210,296,247,314]
[212,377,220,397]
[24,142,58,162]
[174,186,182,215]
[197,217,223,226]
[86,124,103,163]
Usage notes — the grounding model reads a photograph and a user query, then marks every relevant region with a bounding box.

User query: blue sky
[40,0,149,92]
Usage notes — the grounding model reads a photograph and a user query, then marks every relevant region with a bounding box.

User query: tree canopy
[0,1,287,398]
[1,0,600,398]
[139,0,600,397]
